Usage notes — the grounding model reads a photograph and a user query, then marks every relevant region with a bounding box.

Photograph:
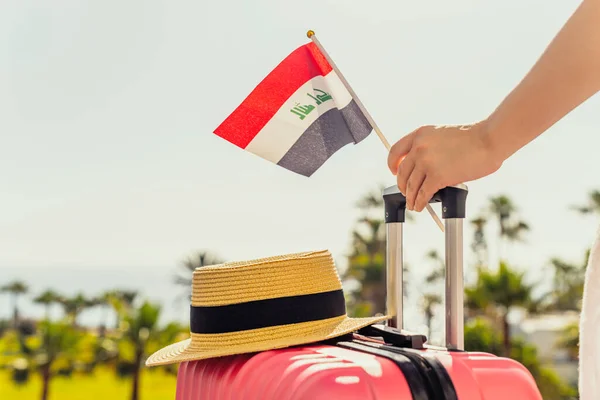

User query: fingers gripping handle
[383,184,468,350]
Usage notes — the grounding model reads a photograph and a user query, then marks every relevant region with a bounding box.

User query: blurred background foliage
[1,187,597,400]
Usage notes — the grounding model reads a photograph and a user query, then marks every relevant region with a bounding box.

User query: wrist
[478,117,510,167]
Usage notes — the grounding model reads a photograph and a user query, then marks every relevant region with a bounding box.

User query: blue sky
[1,0,599,331]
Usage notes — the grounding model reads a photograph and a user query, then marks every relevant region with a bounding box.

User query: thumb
[387,131,416,175]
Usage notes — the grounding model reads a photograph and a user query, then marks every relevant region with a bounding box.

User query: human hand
[387,121,504,212]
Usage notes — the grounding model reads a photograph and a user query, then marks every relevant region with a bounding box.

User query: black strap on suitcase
[336,339,458,400]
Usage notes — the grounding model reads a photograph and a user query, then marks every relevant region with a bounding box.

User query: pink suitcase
[174,185,543,399]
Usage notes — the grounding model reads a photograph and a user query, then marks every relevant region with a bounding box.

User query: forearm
[484,0,600,161]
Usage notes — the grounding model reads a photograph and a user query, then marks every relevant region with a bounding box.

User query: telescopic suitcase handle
[382,184,468,350]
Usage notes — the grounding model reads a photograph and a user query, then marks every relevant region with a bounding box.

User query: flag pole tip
[306,30,315,38]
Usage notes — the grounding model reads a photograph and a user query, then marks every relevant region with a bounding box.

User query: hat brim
[146,314,388,367]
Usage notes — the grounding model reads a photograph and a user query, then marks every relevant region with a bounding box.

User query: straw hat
[146,250,389,366]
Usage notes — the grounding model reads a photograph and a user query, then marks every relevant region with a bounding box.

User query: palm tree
[106,290,138,329]
[348,209,399,310]
[89,292,115,336]
[174,251,224,300]
[18,320,81,400]
[539,249,589,312]
[343,186,414,317]
[470,216,489,269]
[464,317,503,354]
[113,290,138,309]
[572,190,600,215]
[356,186,385,209]
[344,248,388,316]
[344,189,387,316]
[122,301,161,400]
[420,293,442,338]
[424,250,445,285]
[1,281,28,328]
[556,321,579,361]
[488,196,514,237]
[58,293,98,328]
[465,261,534,356]
[352,217,386,258]
[418,250,445,342]
[33,290,61,322]
[488,196,530,260]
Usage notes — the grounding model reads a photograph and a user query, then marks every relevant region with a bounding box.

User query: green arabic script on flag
[290,89,333,119]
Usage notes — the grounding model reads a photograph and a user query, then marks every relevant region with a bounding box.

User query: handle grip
[382,184,468,350]
[383,185,468,223]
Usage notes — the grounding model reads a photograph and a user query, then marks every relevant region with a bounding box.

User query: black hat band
[190,289,346,334]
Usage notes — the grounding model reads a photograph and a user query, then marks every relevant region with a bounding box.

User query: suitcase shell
[175,344,542,400]
[173,185,543,399]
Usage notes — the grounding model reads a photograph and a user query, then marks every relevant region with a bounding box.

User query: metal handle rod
[445,218,464,350]
[386,222,403,329]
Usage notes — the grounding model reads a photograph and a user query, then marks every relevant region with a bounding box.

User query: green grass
[0,367,177,400]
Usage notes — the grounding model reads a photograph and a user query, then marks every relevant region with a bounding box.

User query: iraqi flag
[213,41,373,177]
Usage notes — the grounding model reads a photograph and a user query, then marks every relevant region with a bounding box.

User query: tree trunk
[115,312,121,330]
[40,364,51,400]
[425,311,433,338]
[99,306,108,337]
[131,349,143,400]
[12,294,19,329]
[502,313,511,356]
[426,315,433,340]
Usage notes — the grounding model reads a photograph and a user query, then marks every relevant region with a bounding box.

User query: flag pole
[307,30,445,233]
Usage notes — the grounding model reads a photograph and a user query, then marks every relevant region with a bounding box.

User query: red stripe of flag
[213,42,333,149]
